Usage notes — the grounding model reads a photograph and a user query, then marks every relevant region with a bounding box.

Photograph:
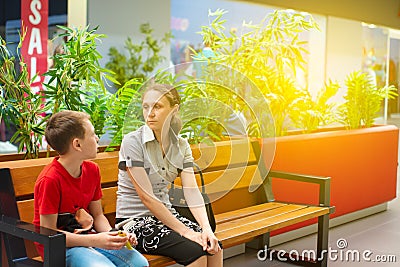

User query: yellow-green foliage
[197,9,323,136]
[339,71,398,129]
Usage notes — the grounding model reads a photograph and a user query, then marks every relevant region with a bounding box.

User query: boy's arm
[88,199,113,232]
[40,213,95,247]
[40,213,127,249]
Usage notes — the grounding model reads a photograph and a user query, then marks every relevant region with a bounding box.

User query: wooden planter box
[0,145,119,162]
[263,124,399,237]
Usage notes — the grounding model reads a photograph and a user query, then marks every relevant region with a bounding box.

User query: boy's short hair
[45,110,90,155]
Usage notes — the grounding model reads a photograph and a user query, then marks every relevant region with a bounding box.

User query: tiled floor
[225,118,400,266]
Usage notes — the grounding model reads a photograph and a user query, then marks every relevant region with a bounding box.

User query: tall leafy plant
[106,23,172,87]
[196,9,321,136]
[104,78,145,148]
[0,36,48,159]
[339,71,398,129]
[290,80,340,133]
[44,25,119,137]
[179,80,229,144]
[105,79,143,149]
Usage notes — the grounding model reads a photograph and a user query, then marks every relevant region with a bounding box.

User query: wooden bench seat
[216,203,330,248]
[1,138,334,267]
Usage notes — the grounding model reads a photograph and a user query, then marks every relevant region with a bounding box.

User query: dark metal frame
[251,140,335,267]
[0,168,66,267]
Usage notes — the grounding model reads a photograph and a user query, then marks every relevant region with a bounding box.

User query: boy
[33,110,148,267]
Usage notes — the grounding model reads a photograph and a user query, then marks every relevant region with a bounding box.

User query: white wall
[325,16,363,103]
[307,14,327,96]
[87,0,171,70]
[68,0,87,28]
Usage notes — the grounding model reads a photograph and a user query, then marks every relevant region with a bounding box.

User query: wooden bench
[0,138,334,267]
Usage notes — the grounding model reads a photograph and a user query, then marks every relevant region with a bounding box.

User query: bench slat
[10,166,48,197]
[216,205,330,248]
[216,204,306,232]
[1,152,119,198]
[215,202,287,224]
[192,139,257,171]
[146,255,176,267]
[201,166,262,194]
[18,199,35,222]
[102,187,117,215]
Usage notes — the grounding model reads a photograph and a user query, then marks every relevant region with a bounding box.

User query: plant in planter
[179,80,232,144]
[1,25,125,159]
[44,25,119,137]
[106,23,172,88]
[105,78,143,149]
[338,70,397,129]
[290,80,340,133]
[0,36,49,159]
[192,9,331,137]
[103,23,173,148]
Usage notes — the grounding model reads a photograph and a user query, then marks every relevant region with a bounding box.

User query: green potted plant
[105,23,172,88]
[194,9,325,137]
[0,35,48,159]
[269,70,398,241]
[0,25,129,160]
[339,70,397,129]
[44,25,120,138]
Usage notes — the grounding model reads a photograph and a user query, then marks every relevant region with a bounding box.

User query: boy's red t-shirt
[33,157,102,258]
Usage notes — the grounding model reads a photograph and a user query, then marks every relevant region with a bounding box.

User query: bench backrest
[0,138,267,222]
[0,151,120,224]
[0,138,268,262]
[189,138,268,214]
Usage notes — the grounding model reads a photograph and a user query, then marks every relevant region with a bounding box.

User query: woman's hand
[128,232,138,246]
[115,230,138,249]
[94,231,129,250]
[182,228,203,246]
[201,227,221,254]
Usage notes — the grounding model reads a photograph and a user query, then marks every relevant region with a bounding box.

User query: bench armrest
[267,170,332,209]
[0,215,66,267]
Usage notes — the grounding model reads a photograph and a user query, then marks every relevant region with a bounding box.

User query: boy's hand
[95,231,128,250]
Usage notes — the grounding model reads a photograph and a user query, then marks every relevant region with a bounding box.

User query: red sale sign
[21,0,48,94]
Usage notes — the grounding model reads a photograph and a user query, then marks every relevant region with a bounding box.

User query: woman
[116,83,223,266]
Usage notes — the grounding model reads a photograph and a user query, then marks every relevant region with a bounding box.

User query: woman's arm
[180,167,210,229]
[181,168,222,254]
[127,167,202,243]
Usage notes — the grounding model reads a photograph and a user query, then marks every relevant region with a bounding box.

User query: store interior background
[1,0,400,144]
[1,1,400,266]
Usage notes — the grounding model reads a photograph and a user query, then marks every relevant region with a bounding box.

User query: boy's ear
[72,138,82,152]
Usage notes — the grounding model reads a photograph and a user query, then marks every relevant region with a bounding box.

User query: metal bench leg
[246,232,270,250]
[43,234,66,267]
[316,214,329,267]
[1,233,2,266]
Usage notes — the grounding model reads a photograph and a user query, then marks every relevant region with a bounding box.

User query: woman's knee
[187,255,207,266]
